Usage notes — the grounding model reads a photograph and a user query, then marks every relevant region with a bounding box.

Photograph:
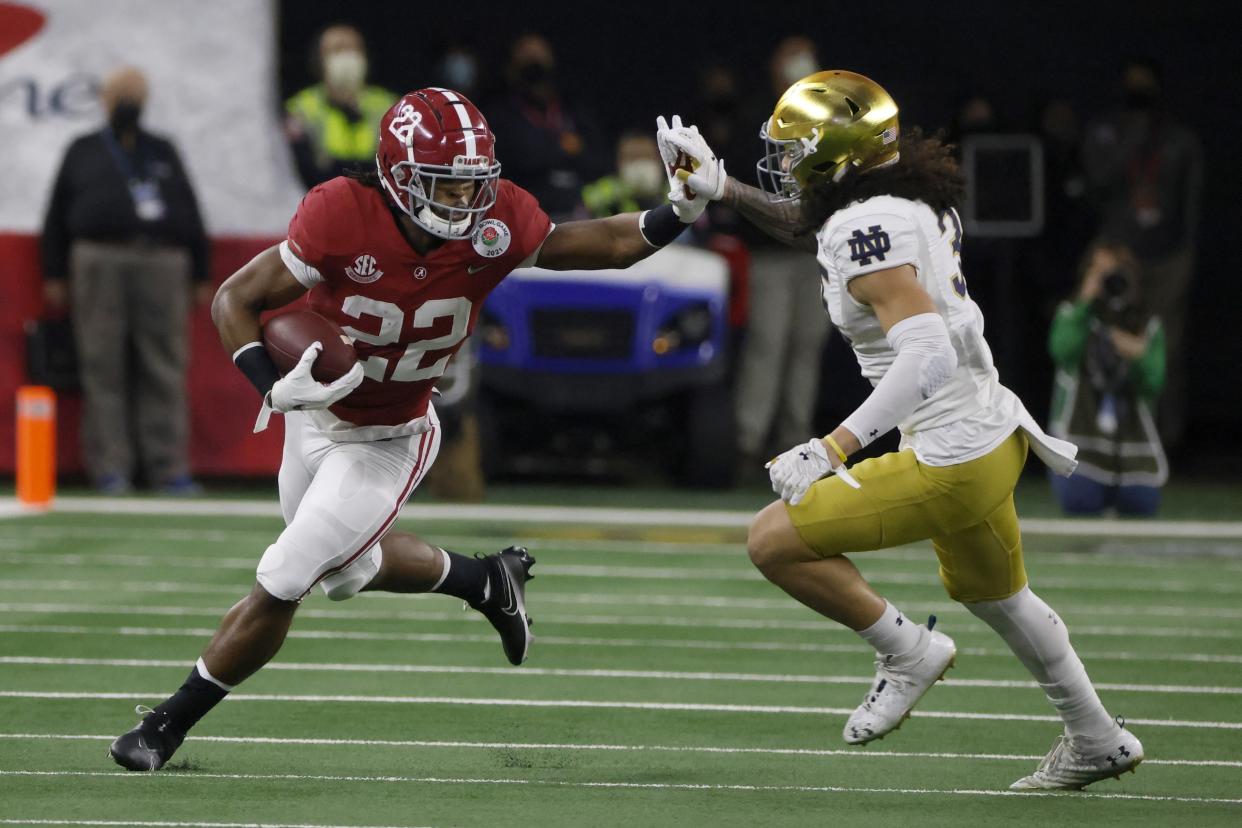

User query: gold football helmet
[757,70,900,201]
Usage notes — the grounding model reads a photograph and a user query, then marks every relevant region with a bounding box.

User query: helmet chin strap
[415,204,473,239]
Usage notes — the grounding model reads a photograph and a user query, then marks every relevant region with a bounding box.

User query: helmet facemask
[380,154,502,240]
[755,121,834,202]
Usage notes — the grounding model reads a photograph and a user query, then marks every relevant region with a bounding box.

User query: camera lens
[1102,270,1130,297]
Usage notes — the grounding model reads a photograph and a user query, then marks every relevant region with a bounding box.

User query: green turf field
[0,498,1239,827]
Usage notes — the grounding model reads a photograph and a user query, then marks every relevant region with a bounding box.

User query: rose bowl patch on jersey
[472,218,512,258]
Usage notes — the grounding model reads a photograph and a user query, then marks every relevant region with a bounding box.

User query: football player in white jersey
[657,71,1143,790]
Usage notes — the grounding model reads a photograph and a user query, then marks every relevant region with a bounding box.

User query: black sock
[431,549,490,605]
[152,660,230,732]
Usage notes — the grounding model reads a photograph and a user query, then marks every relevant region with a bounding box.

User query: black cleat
[108,705,185,772]
[471,546,536,665]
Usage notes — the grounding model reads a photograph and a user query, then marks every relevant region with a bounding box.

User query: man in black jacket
[41,66,209,495]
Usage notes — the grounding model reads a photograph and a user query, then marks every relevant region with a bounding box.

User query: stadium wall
[1,0,304,474]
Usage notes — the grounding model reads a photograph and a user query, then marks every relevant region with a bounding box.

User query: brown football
[262,309,358,382]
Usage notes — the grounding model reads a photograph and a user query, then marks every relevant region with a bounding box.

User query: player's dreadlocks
[344,166,383,191]
[797,128,966,235]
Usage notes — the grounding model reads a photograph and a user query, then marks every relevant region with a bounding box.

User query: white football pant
[256,408,441,602]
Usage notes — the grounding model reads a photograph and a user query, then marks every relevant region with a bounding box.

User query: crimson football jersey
[281,176,551,430]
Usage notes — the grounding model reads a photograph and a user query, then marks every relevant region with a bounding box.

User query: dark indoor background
[278,0,1239,473]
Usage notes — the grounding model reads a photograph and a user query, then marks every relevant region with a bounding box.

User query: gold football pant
[786,430,1029,603]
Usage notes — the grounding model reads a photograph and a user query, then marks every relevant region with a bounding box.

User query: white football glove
[657,115,726,200]
[254,341,364,433]
[766,438,862,505]
[656,114,725,224]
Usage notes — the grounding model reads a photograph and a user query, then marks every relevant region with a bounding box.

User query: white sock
[856,600,924,658]
[429,548,451,592]
[965,586,1115,740]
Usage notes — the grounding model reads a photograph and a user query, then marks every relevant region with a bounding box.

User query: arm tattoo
[722,178,818,253]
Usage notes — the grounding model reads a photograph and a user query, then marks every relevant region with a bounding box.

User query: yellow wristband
[823,435,848,463]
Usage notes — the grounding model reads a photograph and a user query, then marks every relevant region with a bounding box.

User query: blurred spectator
[435,45,483,101]
[581,131,665,218]
[284,24,397,190]
[1082,57,1202,450]
[950,94,999,143]
[40,66,209,495]
[731,36,830,476]
[1035,99,1095,299]
[1047,242,1166,516]
[484,33,605,220]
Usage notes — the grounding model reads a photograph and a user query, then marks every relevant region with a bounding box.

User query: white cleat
[843,620,956,745]
[1010,718,1144,790]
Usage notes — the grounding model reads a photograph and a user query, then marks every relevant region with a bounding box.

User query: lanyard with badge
[102,127,167,222]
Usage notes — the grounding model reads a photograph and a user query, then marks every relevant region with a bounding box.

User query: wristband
[823,435,848,463]
[638,204,686,248]
[233,342,281,397]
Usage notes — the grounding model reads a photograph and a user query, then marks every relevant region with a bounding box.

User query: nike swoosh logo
[467,263,491,275]
[497,565,518,615]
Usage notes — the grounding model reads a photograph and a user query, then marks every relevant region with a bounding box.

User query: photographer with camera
[1047,242,1167,515]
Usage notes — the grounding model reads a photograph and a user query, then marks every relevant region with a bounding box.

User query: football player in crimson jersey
[109,87,707,772]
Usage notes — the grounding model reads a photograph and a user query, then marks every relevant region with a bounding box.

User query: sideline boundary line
[3,496,1241,539]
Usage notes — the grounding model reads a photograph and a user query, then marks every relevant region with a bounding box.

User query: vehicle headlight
[478,310,510,351]
[652,303,713,354]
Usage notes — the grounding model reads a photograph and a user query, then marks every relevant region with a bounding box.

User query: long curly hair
[797,128,966,234]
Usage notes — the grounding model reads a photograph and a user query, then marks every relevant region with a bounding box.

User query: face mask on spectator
[109,100,142,134]
[517,61,553,88]
[1124,85,1159,110]
[325,50,367,91]
[620,159,664,198]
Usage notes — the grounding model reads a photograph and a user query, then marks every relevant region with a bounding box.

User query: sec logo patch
[471,218,511,259]
[345,253,383,283]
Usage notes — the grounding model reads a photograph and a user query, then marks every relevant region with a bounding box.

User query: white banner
[0,0,303,235]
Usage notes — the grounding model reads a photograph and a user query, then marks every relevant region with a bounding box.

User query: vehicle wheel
[475,390,503,480]
[679,382,737,488]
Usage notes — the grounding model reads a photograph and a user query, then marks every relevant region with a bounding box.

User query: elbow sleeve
[841,313,956,448]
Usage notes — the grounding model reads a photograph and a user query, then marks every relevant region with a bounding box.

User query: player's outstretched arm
[721,178,817,253]
[657,114,816,253]
[533,210,680,271]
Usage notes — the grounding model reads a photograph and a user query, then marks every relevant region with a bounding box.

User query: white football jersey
[816,194,1022,466]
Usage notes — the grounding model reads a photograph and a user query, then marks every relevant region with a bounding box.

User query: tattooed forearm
[722,178,818,253]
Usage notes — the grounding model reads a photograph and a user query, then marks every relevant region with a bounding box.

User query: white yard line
[5,525,1239,571]
[0,822,426,828]
[2,551,1237,595]
[2,623,1238,665]
[4,656,1238,696]
[0,770,1238,806]
[3,496,1242,539]
[1,690,1238,730]
[2,732,1239,769]
[1,600,1237,641]
[3,576,1240,622]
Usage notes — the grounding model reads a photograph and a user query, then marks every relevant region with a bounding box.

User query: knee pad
[256,541,313,602]
[319,543,382,602]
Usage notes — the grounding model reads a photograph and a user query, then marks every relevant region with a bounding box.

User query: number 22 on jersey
[340,296,471,382]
